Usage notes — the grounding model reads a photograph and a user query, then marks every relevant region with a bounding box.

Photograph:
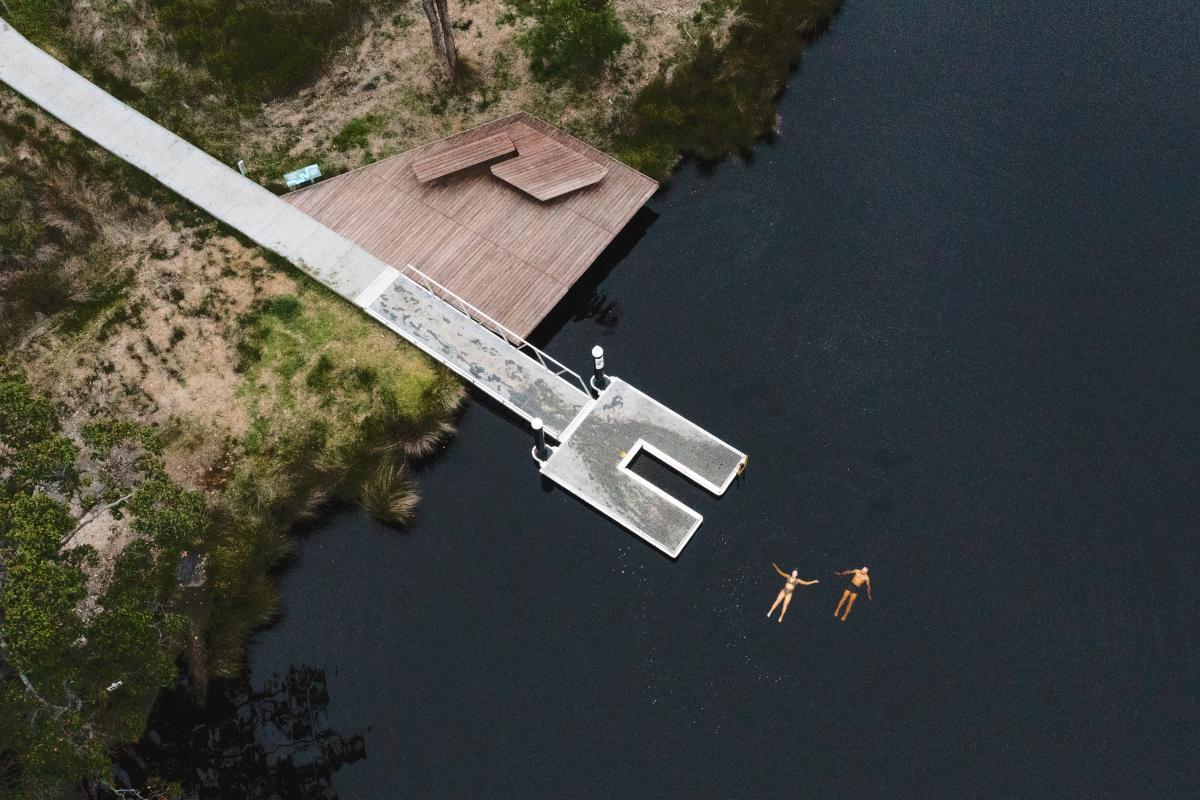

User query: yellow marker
[619,451,627,458]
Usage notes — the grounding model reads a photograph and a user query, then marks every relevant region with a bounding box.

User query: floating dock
[540,378,745,557]
[0,20,746,557]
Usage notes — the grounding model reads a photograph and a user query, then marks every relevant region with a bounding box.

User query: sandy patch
[23,219,300,492]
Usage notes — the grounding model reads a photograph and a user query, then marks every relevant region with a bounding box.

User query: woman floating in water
[834,567,872,621]
[767,563,819,622]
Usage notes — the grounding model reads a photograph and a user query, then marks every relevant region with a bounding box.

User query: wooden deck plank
[283,112,657,336]
[410,132,516,182]
[490,138,609,201]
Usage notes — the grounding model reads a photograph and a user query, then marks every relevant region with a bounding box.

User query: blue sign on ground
[284,163,321,189]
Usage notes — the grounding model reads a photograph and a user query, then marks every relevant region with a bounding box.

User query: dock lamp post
[531,417,551,462]
[590,345,610,395]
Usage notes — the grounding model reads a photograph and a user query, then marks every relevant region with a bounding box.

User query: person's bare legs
[768,589,786,619]
[840,592,858,621]
[835,589,850,617]
[778,592,793,622]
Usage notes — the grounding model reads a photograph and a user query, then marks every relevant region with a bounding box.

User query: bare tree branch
[60,490,134,547]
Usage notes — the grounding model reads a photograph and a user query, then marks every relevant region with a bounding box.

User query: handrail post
[531,417,551,462]
[590,345,610,395]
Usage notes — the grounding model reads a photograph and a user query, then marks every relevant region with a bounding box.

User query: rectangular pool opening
[624,445,716,513]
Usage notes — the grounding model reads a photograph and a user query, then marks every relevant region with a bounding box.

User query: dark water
[144,1,1200,796]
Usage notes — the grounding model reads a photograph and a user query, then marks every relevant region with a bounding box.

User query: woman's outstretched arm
[773,563,790,578]
[798,578,820,586]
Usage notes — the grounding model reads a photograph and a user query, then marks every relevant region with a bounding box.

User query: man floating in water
[768,563,819,622]
[834,566,872,621]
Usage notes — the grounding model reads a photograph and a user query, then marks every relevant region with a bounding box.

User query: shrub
[360,461,419,526]
[80,418,162,456]
[128,477,210,553]
[505,0,629,85]
[332,115,379,152]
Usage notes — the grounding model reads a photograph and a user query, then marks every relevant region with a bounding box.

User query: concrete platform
[539,378,747,558]
[360,268,590,438]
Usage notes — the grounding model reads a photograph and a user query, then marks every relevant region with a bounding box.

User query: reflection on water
[125,667,364,799]
[569,289,620,327]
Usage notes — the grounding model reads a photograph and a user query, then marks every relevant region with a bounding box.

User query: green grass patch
[237,285,456,420]
[332,115,383,152]
[152,0,374,101]
[2,0,70,47]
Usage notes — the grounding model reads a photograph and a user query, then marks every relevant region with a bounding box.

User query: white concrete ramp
[0,19,746,556]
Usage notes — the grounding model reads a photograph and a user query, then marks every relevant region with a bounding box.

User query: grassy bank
[205,278,462,677]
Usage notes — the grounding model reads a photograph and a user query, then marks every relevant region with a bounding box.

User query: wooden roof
[284,113,657,337]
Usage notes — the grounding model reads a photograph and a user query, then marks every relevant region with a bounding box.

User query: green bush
[128,478,209,553]
[81,419,161,456]
[152,0,370,100]
[0,373,57,452]
[0,372,80,496]
[505,0,630,85]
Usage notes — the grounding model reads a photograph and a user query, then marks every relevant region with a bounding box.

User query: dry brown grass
[243,0,712,176]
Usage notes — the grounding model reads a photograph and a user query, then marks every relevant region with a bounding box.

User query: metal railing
[398,263,591,397]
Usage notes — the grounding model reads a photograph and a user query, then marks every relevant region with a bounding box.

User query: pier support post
[531,417,551,462]
[590,345,610,395]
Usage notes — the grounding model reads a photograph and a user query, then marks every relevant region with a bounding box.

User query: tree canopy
[0,372,197,798]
